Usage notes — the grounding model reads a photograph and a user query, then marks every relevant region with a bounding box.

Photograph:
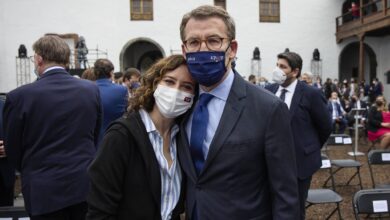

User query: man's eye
[207,38,220,45]
[188,40,200,46]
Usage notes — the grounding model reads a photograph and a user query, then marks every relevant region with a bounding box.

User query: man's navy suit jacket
[95,78,128,145]
[266,81,332,179]
[178,71,300,220]
[3,68,102,215]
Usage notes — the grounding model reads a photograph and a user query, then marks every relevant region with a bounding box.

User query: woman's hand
[381,122,390,128]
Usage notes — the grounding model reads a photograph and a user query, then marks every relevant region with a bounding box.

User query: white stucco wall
[377,36,390,96]
[0,0,388,94]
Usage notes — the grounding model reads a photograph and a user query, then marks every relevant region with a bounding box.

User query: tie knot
[198,93,214,107]
[281,88,287,94]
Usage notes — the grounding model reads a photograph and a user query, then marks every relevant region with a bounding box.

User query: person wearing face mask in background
[123,67,141,97]
[178,5,299,220]
[328,91,349,134]
[266,52,332,220]
[258,76,270,88]
[87,55,195,220]
[367,95,390,149]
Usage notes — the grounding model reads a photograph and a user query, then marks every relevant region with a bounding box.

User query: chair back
[353,189,390,219]
[367,150,390,188]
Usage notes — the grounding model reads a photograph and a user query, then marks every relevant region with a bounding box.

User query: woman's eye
[183,85,194,92]
[164,79,174,84]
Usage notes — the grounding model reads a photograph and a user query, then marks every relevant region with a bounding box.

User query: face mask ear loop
[224,42,233,70]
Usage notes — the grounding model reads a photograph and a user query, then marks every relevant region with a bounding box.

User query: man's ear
[293,68,300,78]
[228,40,238,60]
[181,44,187,59]
[36,54,44,65]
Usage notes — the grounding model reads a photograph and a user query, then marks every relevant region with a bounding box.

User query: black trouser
[30,202,87,220]
[0,176,14,206]
[298,177,312,220]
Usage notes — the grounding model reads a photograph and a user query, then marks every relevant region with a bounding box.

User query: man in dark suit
[94,59,128,146]
[178,5,299,219]
[347,93,368,127]
[328,91,349,134]
[3,35,102,219]
[0,98,14,206]
[266,52,332,219]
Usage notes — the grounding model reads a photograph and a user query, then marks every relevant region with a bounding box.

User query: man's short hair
[94,59,114,79]
[123,68,141,81]
[32,35,70,66]
[180,5,236,41]
[248,74,256,81]
[277,52,303,78]
[113,72,123,80]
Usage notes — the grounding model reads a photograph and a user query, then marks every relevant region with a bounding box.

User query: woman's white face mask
[153,84,195,118]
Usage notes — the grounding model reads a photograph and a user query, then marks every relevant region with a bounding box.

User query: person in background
[81,68,96,81]
[347,93,368,127]
[328,91,348,134]
[300,71,313,85]
[87,55,195,220]
[258,76,270,88]
[340,79,351,100]
[123,68,141,97]
[94,59,128,146]
[313,76,322,90]
[178,5,299,219]
[266,52,332,220]
[113,71,124,84]
[75,36,89,69]
[248,74,256,84]
[367,95,390,149]
[349,78,358,98]
[3,35,101,219]
[351,2,360,19]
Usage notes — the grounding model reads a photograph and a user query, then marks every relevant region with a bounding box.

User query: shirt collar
[139,109,179,136]
[279,78,298,93]
[42,66,65,75]
[199,68,234,101]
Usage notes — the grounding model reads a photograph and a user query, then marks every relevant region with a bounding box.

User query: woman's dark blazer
[367,106,383,133]
[86,112,185,220]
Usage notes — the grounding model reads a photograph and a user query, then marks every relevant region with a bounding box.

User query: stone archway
[119,38,165,73]
[338,42,377,82]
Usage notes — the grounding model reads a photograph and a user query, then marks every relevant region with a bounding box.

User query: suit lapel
[178,112,198,183]
[267,83,279,94]
[289,80,303,115]
[128,113,161,207]
[200,73,246,177]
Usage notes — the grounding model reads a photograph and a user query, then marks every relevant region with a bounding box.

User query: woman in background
[367,95,390,149]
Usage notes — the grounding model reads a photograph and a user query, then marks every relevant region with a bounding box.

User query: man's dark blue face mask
[185,45,230,87]
[130,82,140,89]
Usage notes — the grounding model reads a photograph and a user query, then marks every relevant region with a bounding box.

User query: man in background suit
[0,98,14,206]
[328,91,348,134]
[266,52,332,220]
[94,59,128,146]
[177,5,299,219]
[3,35,101,219]
[347,93,368,127]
